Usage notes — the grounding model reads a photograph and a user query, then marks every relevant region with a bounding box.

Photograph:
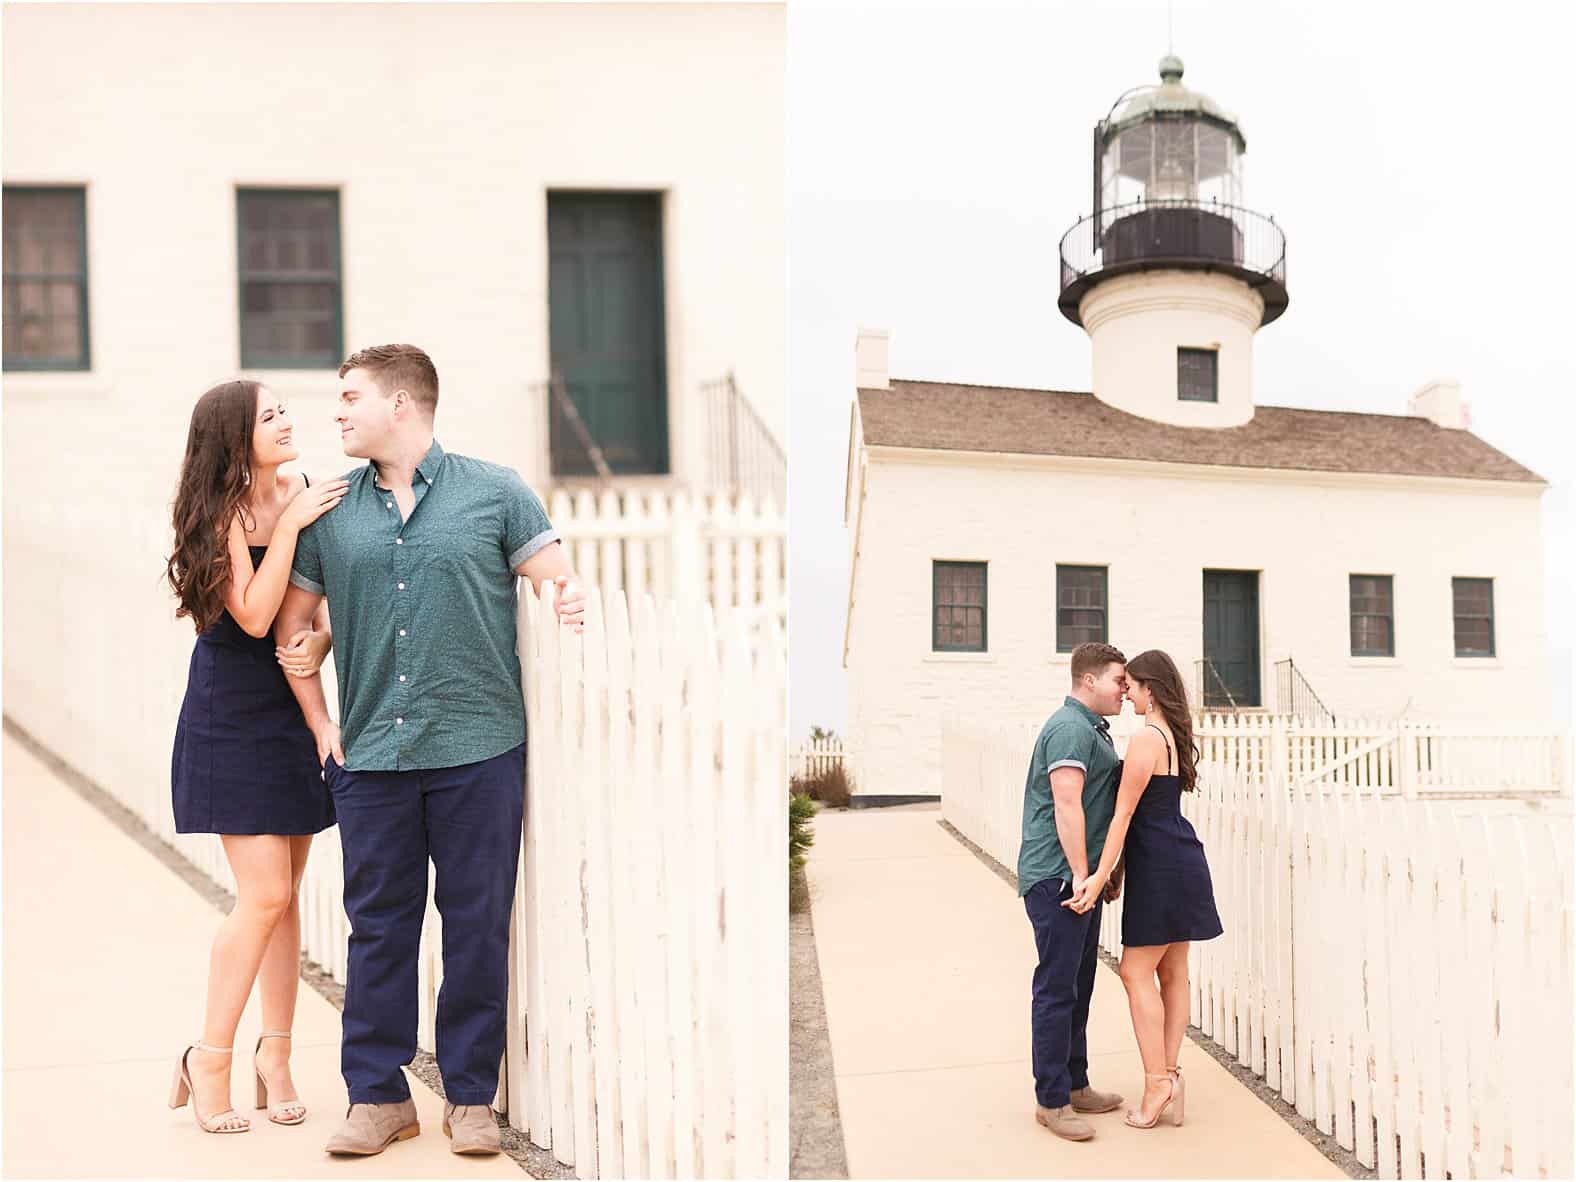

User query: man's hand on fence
[553,576,586,634]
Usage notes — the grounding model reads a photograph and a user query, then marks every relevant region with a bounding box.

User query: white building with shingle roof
[840,59,1553,799]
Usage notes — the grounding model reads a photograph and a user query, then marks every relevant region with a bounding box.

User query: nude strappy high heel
[253,1030,307,1125]
[1124,1071,1183,1129]
[169,1042,251,1133]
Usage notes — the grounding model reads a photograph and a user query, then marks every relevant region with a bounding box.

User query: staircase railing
[1275,656,1336,725]
[1195,658,1241,711]
[702,371,785,508]
[545,368,613,481]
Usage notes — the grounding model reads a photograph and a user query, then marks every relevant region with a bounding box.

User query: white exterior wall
[1,2,784,499]
[1082,270,1262,427]
[845,448,1549,796]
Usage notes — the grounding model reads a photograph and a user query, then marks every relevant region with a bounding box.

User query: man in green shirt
[1018,642,1129,1141]
[275,344,584,1157]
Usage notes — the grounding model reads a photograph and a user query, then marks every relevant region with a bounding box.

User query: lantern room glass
[1101,118,1242,209]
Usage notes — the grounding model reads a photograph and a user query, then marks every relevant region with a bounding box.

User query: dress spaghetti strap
[1146,722,1176,775]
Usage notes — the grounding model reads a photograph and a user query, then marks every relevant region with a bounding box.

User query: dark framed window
[1056,565,1108,651]
[237,188,343,368]
[1452,577,1495,658]
[1177,347,1218,402]
[933,561,987,652]
[1349,574,1395,657]
[3,186,90,371]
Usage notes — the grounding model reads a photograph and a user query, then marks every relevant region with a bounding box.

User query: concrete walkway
[805,804,1347,1179]
[1,733,523,1179]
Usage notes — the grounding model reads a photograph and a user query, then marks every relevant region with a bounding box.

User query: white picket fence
[3,503,785,1179]
[942,719,1575,1180]
[791,738,847,783]
[1109,712,1570,797]
[547,487,785,629]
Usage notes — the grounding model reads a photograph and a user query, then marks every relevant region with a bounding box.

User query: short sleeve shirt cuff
[507,529,561,570]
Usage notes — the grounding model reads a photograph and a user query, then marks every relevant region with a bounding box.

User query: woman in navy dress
[163,379,348,1134]
[1063,648,1222,1131]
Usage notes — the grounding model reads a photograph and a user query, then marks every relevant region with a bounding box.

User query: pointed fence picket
[4,503,785,1180]
[941,721,1575,1181]
[509,583,787,1178]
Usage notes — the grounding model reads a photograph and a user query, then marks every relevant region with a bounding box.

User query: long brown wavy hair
[1125,649,1201,792]
[165,380,263,633]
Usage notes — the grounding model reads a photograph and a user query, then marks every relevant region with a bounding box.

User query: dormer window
[1178,347,1218,402]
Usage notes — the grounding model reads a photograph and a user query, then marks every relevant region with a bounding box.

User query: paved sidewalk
[1,733,523,1179]
[805,804,1347,1179]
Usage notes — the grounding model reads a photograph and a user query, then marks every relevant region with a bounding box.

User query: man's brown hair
[339,344,439,416]
[1070,641,1126,685]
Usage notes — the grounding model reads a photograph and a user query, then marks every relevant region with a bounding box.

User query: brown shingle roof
[857,380,1544,484]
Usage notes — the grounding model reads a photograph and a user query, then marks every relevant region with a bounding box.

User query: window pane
[1056,565,1107,649]
[934,562,987,651]
[1178,347,1218,402]
[3,189,88,369]
[238,190,341,365]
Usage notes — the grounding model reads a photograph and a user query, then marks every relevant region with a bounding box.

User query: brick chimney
[855,327,890,390]
[1407,379,1468,430]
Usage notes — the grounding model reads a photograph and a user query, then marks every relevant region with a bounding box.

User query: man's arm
[513,540,586,632]
[1049,765,1090,884]
[274,583,343,765]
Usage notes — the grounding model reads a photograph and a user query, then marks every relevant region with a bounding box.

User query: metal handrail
[1195,658,1241,711]
[1275,657,1336,725]
[701,371,786,508]
[546,368,612,481]
[1059,197,1287,292]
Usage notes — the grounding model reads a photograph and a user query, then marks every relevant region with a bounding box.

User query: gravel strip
[789,863,850,1179]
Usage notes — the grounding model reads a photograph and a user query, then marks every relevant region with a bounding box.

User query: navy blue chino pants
[324,743,525,1105]
[1024,876,1104,1109]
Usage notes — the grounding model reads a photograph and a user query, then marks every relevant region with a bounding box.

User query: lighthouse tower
[1058,56,1287,428]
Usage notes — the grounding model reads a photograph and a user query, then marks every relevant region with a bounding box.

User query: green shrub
[791,762,853,809]
[789,792,816,872]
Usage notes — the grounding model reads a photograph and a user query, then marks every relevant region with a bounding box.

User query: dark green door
[1202,570,1261,707]
[547,192,669,475]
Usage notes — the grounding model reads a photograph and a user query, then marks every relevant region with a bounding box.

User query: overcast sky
[787,0,1576,739]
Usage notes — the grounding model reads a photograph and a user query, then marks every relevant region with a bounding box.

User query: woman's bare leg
[189,835,294,1119]
[1157,941,1192,1073]
[254,835,314,1103]
[1118,944,1174,1122]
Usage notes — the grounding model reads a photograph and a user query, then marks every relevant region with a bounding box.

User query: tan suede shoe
[1070,1084,1124,1113]
[1035,1104,1095,1141]
[443,1102,502,1155]
[323,1100,420,1156]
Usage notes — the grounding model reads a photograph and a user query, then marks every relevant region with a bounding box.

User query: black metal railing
[542,368,614,481]
[1058,198,1288,326]
[702,371,786,508]
[1195,658,1242,712]
[1275,657,1336,725]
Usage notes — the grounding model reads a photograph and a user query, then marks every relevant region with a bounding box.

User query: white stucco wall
[1,2,785,498]
[844,447,1550,797]
[1081,269,1263,428]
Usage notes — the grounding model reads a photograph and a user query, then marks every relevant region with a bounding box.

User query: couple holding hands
[163,344,584,1156]
[1019,642,1224,1141]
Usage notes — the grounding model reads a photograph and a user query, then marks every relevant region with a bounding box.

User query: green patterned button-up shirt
[290,439,558,771]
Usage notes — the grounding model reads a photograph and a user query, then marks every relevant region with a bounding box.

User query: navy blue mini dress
[170,542,335,836]
[1120,725,1223,948]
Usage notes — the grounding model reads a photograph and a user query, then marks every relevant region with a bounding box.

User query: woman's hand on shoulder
[280,476,350,533]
